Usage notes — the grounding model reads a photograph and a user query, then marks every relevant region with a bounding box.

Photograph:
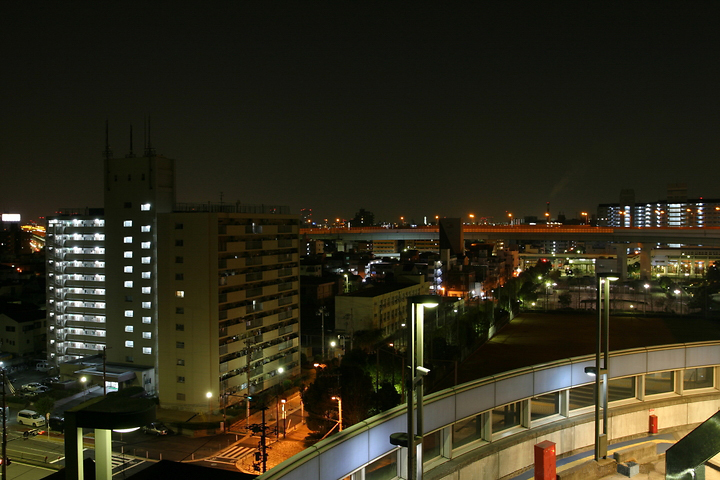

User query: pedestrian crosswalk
[215,444,254,462]
[111,454,144,471]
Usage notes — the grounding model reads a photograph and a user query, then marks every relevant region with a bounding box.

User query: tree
[558,292,572,309]
[32,395,55,420]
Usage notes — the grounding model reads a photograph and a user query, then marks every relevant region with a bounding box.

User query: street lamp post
[644,283,650,314]
[390,295,439,480]
[587,272,618,461]
[675,289,682,315]
[331,396,342,432]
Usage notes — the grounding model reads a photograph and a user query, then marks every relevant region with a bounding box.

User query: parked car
[17,410,45,427]
[21,383,44,392]
[140,422,172,436]
[48,416,65,433]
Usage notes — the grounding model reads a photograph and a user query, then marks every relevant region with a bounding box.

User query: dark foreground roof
[45,459,257,480]
[124,460,257,479]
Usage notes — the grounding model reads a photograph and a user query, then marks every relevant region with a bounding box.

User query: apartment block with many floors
[46,147,300,413]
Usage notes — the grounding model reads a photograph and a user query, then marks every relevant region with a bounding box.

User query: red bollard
[534,440,556,480]
[649,414,658,434]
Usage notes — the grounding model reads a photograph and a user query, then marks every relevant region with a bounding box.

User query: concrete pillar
[637,244,651,280]
[615,246,628,281]
[75,427,84,480]
[95,428,112,480]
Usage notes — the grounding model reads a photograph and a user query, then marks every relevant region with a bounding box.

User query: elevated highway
[301,226,720,246]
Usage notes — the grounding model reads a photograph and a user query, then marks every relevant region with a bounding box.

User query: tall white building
[47,147,301,412]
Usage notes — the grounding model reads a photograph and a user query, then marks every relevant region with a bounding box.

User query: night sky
[3,2,720,225]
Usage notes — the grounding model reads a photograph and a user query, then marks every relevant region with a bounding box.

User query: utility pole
[102,346,107,396]
[2,367,6,479]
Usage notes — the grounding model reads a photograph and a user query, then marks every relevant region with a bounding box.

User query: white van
[17,410,45,427]
[36,362,50,373]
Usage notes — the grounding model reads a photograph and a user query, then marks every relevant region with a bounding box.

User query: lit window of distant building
[141,203,151,211]
[125,340,134,347]
[141,242,151,249]
[142,302,151,309]
[125,325,134,332]
[124,310,133,317]
[123,220,132,227]
[124,281,133,288]
[142,316,151,324]
[142,347,152,354]
[124,251,133,258]
[124,266,133,273]
[142,257,151,264]
[142,271,151,279]
[141,225,151,232]
[124,236,132,243]
[142,287,151,294]
[142,332,151,339]
[176,291,185,298]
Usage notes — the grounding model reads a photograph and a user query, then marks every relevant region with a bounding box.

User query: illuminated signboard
[1,214,20,222]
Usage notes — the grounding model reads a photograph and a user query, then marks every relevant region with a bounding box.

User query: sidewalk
[510,429,720,480]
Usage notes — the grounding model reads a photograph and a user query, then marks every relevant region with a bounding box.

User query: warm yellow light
[206,391,213,398]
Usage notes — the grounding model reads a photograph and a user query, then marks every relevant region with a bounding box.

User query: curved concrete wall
[260,341,720,480]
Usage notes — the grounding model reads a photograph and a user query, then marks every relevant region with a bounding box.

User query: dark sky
[3,2,720,224]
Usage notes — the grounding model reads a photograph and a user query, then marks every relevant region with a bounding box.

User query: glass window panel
[645,371,674,396]
[609,376,637,401]
[491,402,521,433]
[531,392,560,421]
[422,429,442,463]
[365,452,397,480]
[684,367,714,390]
[569,383,595,410]
[453,414,484,449]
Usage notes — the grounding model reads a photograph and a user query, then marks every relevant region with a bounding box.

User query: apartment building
[46,147,300,412]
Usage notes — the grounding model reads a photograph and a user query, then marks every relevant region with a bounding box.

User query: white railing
[259,341,720,480]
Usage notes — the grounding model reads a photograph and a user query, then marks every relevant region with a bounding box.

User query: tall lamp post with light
[390,295,439,480]
[585,272,618,461]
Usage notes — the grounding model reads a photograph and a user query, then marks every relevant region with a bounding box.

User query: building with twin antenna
[46,127,301,412]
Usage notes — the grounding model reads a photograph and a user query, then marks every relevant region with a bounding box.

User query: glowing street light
[390,295,441,480]
[331,396,342,432]
[591,272,619,461]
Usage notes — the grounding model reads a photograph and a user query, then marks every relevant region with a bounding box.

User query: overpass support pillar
[638,245,651,280]
[614,246,628,281]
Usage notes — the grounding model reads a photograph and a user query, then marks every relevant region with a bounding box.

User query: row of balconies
[220,252,298,270]
[222,239,298,253]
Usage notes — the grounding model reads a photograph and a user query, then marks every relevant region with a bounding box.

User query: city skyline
[4,2,720,224]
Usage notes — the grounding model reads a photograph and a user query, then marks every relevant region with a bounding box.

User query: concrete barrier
[613,443,657,465]
[557,458,615,480]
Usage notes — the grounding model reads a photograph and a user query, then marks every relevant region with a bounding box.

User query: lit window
[141,203,151,211]
[124,236,132,243]
[123,220,133,227]
[142,316,151,324]
[142,257,151,264]
[141,225,151,232]
[142,347,152,354]
[124,310,134,317]
[142,286,151,294]
[125,325,134,332]
[124,266,133,273]
[125,340,134,348]
[142,271,151,279]
[142,302,151,309]
[142,332,151,339]
[176,290,185,298]
[141,242,151,249]
[124,281,133,288]
[124,251,133,258]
